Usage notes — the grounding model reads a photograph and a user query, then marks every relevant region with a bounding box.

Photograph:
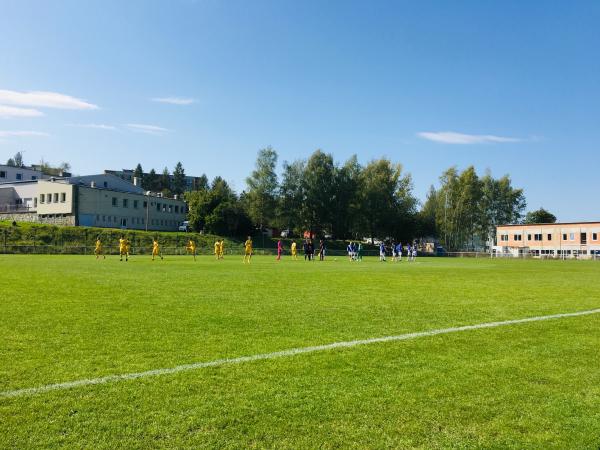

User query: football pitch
[1,255,599,448]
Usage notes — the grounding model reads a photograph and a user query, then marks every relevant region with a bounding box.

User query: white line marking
[2,308,599,399]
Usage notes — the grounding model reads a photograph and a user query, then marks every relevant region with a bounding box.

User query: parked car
[178,221,191,232]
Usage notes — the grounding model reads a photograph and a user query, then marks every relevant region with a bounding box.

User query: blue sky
[1,0,599,221]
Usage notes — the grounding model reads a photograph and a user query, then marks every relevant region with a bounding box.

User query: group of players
[93,235,417,263]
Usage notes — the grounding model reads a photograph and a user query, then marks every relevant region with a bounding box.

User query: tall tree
[330,155,362,239]
[277,159,306,235]
[172,162,186,195]
[145,168,160,192]
[302,150,337,235]
[133,163,144,186]
[195,174,209,191]
[245,147,279,229]
[13,152,24,167]
[358,159,416,243]
[524,207,556,224]
[160,167,172,195]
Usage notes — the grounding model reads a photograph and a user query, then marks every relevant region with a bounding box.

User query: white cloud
[0,89,98,110]
[69,123,117,130]
[0,130,49,137]
[126,123,170,135]
[417,131,521,144]
[151,97,196,105]
[0,105,44,118]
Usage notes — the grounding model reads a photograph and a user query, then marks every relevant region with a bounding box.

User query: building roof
[498,221,600,227]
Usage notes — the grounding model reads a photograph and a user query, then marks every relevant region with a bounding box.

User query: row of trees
[189,148,419,243]
[419,167,527,251]
[186,148,544,250]
[132,162,191,197]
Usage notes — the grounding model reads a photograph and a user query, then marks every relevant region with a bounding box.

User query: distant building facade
[105,169,204,191]
[0,174,187,231]
[495,222,600,258]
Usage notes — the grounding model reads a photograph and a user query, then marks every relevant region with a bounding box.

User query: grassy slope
[1,255,599,448]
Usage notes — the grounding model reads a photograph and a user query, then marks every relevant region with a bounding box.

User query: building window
[500,234,508,242]
[143,201,147,208]
[112,197,118,207]
[0,170,5,178]
[31,176,37,180]
[168,205,173,213]
[513,234,522,241]
[123,198,128,208]
[534,234,542,241]
[133,200,138,209]
[527,234,532,241]
[53,193,59,203]
[581,233,587,244]
[40,194,45,203]
[102,215,106,222]
[547,234,552,241]
[593,233,598,241]
[103,181,108,188]
[570,233,575,241]
[16,173,22,180]
[156,202,161,212]
[60,193,66,202]
[34,198,38,207]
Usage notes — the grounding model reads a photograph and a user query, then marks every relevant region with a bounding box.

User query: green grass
[1,255,599,448]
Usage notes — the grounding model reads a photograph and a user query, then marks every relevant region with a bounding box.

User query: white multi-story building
[0,173,187,231]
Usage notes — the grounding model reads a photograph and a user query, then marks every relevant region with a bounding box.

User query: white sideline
[2,308,599,399]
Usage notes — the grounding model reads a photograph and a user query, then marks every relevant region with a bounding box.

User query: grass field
[1,254,600,448]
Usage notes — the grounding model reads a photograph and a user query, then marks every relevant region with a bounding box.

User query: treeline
[184,148,528,250]
[185,148,419,242]
[420,167,526,251]
[132,162,197,197]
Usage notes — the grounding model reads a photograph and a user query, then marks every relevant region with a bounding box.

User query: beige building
[494,222,600,258]
[1,174,187,231]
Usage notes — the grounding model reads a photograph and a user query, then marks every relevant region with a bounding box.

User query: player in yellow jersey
[125,237,131,258]
[243,236,253,263]
[94,236,105,259]
[290,241,297,260]
[119,235,128,262]
[214,240,220,260]
[152,238,163,261]
[185,239,197,261]
[219,239,225,259]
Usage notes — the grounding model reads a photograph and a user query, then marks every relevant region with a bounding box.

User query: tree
[300,150,337,236]
[160,167,172,195]
[358,159,416,243]
[330,155,362,239]
[6,151,23,167]
[525,208,556,224]
[133,164,144,186]
[186,176,252,236]
[194,174,209,191]
[172,162,186,196]
[277,160,305,235]
[245,147,279,229]
[145,168,160,192]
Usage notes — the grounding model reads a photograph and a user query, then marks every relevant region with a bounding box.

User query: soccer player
[243,236,253,263]
[291,241,298,260]
[119,235,128,262]
[396,243,403,262]
[152,238,163,261]
[94,236,105,259]
[214,240,220,260]
[125,237,131,258]
[391,241,397,262]
[412,245,417,261]
[379,242,386,262]
[347,242,353,261]
[219,239,225,259]
[303,240,310,261]
[185,239,197,261]
[406,244,412,261]
[318,239,325,261]
[276,239,283,261]
[357,242,363,261]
